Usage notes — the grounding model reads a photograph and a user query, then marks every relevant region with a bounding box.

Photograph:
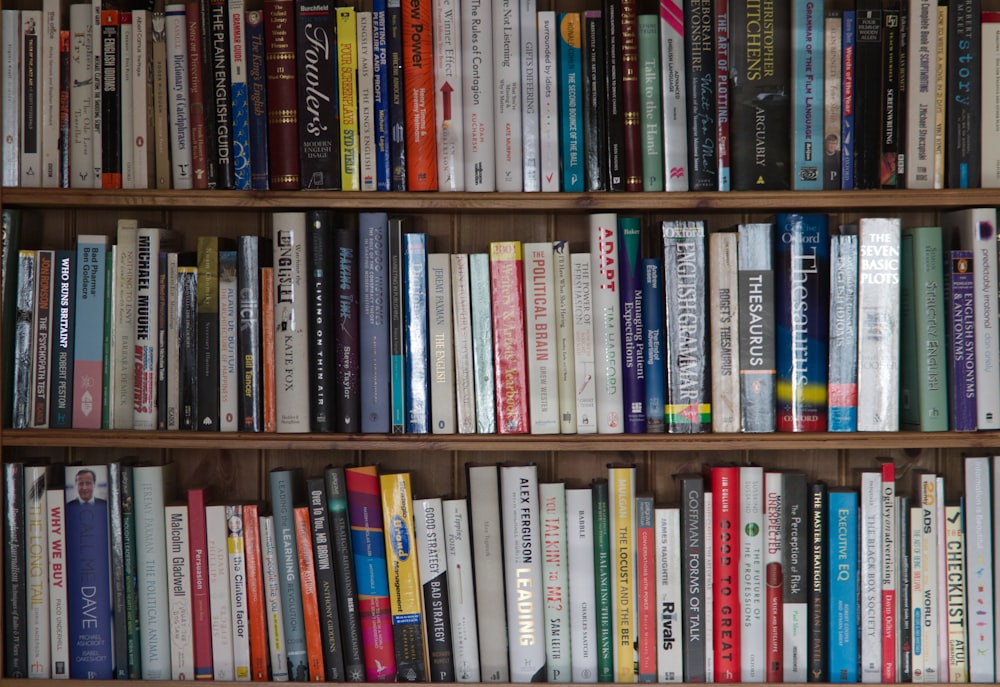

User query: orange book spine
[401,0,437,190]
[293,506,326,681]
[243,504,270,681]
[261,267,276,432]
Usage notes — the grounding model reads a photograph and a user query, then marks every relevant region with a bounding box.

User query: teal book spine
[71,235,109,429]
[826,488,858,682]
[388,219,406,433]
[637,13,663,191]
[792,0,824,189]
[558,12,585,192]
[268,468,308,677]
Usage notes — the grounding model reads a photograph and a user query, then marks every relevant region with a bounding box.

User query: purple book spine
[618,217,645,433]
[945,250,977,431]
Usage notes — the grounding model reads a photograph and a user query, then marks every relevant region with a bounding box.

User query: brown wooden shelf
[2,187,998,213]
[3,428,999,452]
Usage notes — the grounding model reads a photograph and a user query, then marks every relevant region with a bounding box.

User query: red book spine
[490,241,530,434]
[185,1,210,188]
[880,462,897,683]
[765,556,782,681]
[765,472,783,683]
[242,504,269,681]
[293,506,326,681]
[187,487,215,680]
[401,0,437,190]
[711,465,741,682]
[263,0,301,189]
[619,0,643,191]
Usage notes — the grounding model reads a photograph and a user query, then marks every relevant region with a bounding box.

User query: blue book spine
[792,0,823,189]
[71,236,108,429]
[360,212,391,432]
[826,488,858,683]
[50,250,75,429]
[840,10,855,190]
[230,11,251,189]
[403,233,429,434]
[642,258,664,433]
[246,9,269,191]
[828,232,858,432]
[372,0,391,190]
[268,469,308,675]
[387,0,406,190]
[64,465,114,679]
[945,250,977,431]
[618,217,645,433]
[774,213,830,431]
[558,13,584,192]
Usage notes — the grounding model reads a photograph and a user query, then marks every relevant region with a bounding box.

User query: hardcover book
[737,222,776,433]
[490,242,530,434]
[295,0,339,189]
[828,229,859,431]
[590,214,624,433]
[264,0,300,189]
[708,232,740,433]
[618,218,645,433]
[944,250,977,432]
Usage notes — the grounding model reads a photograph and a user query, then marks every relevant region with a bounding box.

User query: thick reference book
[272,213,311,432]
[944,250,977,432]
[737,223,776,433]
[264,0,301,189]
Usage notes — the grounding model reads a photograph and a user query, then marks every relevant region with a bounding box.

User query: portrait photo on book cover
[65,466,108,509]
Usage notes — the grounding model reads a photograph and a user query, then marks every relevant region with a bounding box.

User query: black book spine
[247,10,270,191]
[894,9,907,187]
[677,473,706,683]
[237,236,265,432]
[603,0,626,190]
[946,0,981,188]
[296,1,341,190]
[853,4,883,189]
[108,462,129,679]
[197,238,231,431]
[388,218,406,434]
[897,494,912,682]
[783,470,808,675]
[2,209,23,429]
[119,463,140,678]
[156,251,169,430]
[582,12,609,191]
[307,211,336,432]
[334,225,360,433]
[807,481,827,682]
[388,0,407,191]
[323,466,366,680]
[100,12,122,187]
[307,477,346,681]
[200,0,219,186]
[210,0,234,189]
[682,0,717,190]
[21,20,39,178]
[3,462,27,678]
[49,250,75,429]
[879,7,900,188]
[178,253,199,431]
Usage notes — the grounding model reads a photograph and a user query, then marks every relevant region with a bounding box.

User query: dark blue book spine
[642,258,664,433]
[387,0,407,190]
[946,0,981,188]
[403,233,429,433]
[49,250,75,429]
[826,488,858,683]
[238,235,266,431]
[617,217,645,433]
[372,0,391,190]
[307,210,336,432]
[682,0,716,191]
[246,10,270,191]
[334,224,360,433]
[945,250,977,431]
[269,468,308,678]
[840,10,855,190]
[360,212,391,432]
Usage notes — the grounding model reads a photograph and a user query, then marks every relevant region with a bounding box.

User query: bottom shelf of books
[2,445,996,684]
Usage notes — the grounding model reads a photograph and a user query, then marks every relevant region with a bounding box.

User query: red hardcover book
[490,241,529,434]
[880,461,897,683]
[293,506,326,681]
[263,0,301,189]
[242,503,269,681]
[619,0,643,191]
[764,471,783,682]
[710,465,741,682]
[401,0,437,190]
[261,266,276,432]
[187,487,215,680]
[184,1,210,188]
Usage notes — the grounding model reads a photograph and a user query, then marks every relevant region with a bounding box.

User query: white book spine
[47,486,69,678]
[451,255,477,434]
[659,0,688,190]
[856,217,901,431]
[67,4,92,188]
[219,251,239,432]
[708,232,741,433]
[442,498,482,682]
[132,9,151,189]
[519,0,539,191]
[92,0,102,186]
[571,252,598,433]
[566,488,598,682]
[468,253,497,433]
[120,14,136,189]
[165,503,195,680]
[739,466,764,682]
[524,242,560,434]
[704,490,714,682]
[272,213,311,432]
[461,0,496,191]
[944,505,968,682]
[984,16,1000,187]
[500,464,546,681]
[906,0,937,188]
[357,11,377,191]
[911,506,927,682]
[433,0,465,191]
[965,457,995,682]
[944,208,1000,429]
[468,465,509,682]
[933,6,946,189]
[113,222,138,429]
[919,474,940,681]
[25,466,51,677]
[538,11,559,191]
[492,0,522,191]
[860,471,883,682]
[133,464,175,679]
[20,11,43,187]
[164,4,192,190]
[2,10,21,187]
[655,507,683,683]
[936,474,948,677]
[134,227,170,430]
[540,482,571,682]
[590,213,625,433]
[41,0,60,188]
[227,505,251,680]
[165,251,179,430]
[259,515,289,682]
[429,253,457,433]
[553,241,577,433]
[206,504,236,680]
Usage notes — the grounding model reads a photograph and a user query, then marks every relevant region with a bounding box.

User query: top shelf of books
[4,188,1000,213]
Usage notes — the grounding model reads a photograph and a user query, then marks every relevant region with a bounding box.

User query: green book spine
[592,478,614,682]
[637,13,663,191]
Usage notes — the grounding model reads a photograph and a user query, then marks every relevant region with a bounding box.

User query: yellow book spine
[337,6,360,191]
[609,464,636,683]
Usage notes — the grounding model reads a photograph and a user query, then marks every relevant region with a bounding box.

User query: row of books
[5,0,1000,194]
[5,207,1000,435]
[6,456,1000,683]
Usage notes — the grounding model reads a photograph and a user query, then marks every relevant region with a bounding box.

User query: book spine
[1,209,21,427]
[196,236,223,431]
[241,504,269,681]
[840,11,855,189]
[636,496,656,683]
[401,0,437,190]
[654,507,682,682]
[323,467,365,679]
[896,494,912,683]
[428,254,457,434]
[879,8,901,188]
[945,250,977,431]
[879,463,897,683]
[520,0,540,191]
[582,11,608,191]
[739,466,765,682]
[918,473,941,681]
[246,10,269,190]
[24,466,50,678]
[490,241,530,434]
[372,0,391,191]
[46,483,69,678]
[460,0,495,191]
[853,3,882,189]
[468,254,497,434]
[492,0,521,190]
[451,254,477,434]
[136,228,173,430]
[736,222,776,433]
[432,0,463,191]
[186,487,214,679]
[947,0,981,187]
[763,471,783,683]
[944,505,968,681]
[619,0,642,191]
[268,469,308,674]
[551,242,577,434]
[808,482,827,682]
[827,489,859,682]
[523,243,560,434]
[414,498,456,681]
[911,503,927,681]
[827,231,859,431]
[206,505,235,680]
[133,464,175,679]
[564,489,597,682]
[164,5,193,189]
[156,252,170,430]
[714,0,729,192]
[708,232,740,433]
[441,498,481,682]
[31,250,53,428]
[112,222,138,430]
[357,11,376,191]
[166,504,195,679]
[404,233,430,434]
[674,475,705,682]
[293,0,338,190]
[177,257,198,430]
[635,13,663,192]
[783,472,809,683]
[4,463,27,678]
[388,219,406,433]
[387,0,406,190]
[682,0,715,190]
[591,479,614,682]
[641,259,664,433]
[263,0,300,189]
[905,0,936,188]
[823,11,842,190]
[359,212,391,433]
[98,10,122,188]
[208,0,233,188]
[39,0,59,188]
[226,505,252,679]
[3,12,22,188]
[334,226,361,433]
[228,0,250,189]
[539,11,559,192]
[292,506,326,680]
[711,466,740,682]
[118,465,140,679]
[184,1,208,188]
[272,213,311,432]
[259,515,289,680]
[964,458,995,681]
[237,236,263,431]
[306,211,335,432]
[539,483,571,682]
[558,13,585,192]
[618,218,645,433]
[261,266,276,432]
[658,0,688,190]
[603,0,624,191]
[71,236,109,429]
[983,13,1000,187]
[590,213,625,433]
[108,462,127,679]
[792,0,822,189]
[337,7,359,191]
[570,252,598,433]
[150,12,171,189]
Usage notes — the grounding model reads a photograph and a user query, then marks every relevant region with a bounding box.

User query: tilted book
[590,214,624,433]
